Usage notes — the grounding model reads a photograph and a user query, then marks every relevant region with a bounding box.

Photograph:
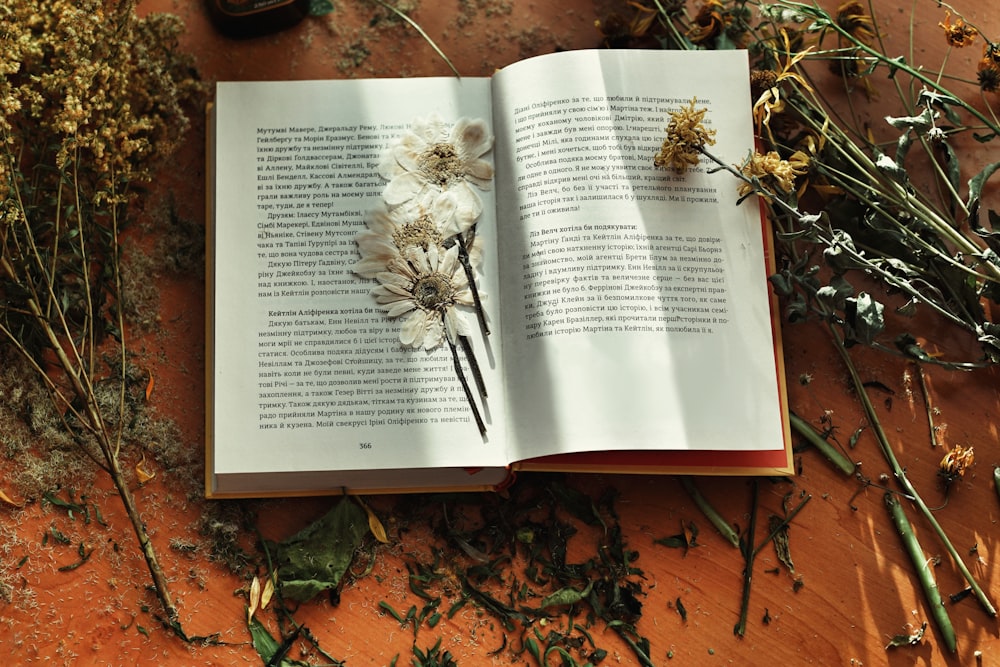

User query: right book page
[491,49,790,467]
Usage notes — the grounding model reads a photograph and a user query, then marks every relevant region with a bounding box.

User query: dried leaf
[248,575,261,625]
[144,372,155,401]
[261,573,275,611]
[0,488,20,507]
[135,454,155,484]
[268,498,368,602]
[356,497,389,544]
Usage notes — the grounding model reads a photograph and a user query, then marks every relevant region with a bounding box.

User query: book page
[210,78,508,493]
[491,49,786,461]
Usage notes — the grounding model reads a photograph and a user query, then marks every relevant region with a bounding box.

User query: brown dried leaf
[0,488,20,507]
[135,454,155,484]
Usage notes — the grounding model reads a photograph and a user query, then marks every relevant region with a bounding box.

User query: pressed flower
[752,30,815,133]
[653,98,716,174]
[738,150,811,200]
[353,199,479,279]
[939,11,977,48]
[687,0,729,45]
[379,114,494,235]
[371,244,476,350]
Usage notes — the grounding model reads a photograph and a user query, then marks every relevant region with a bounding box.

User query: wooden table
[3,1,998,664]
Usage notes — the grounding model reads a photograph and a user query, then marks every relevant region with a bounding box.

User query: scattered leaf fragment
[885,622,926,649]
[135,454,156,484]
[356,496,389,544]
[267,497,369,602]
[248,575,261,625]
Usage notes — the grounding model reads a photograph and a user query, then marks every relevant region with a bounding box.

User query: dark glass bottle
[206,0,311,39]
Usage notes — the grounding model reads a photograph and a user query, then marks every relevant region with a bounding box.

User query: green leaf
[269,498,369,602]
[967,161,1000,231]
[248,617,282,663]
[539,581,594,609]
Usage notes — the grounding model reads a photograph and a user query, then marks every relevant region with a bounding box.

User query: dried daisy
[752,30,815,134]
[939,11,977,48]
[653,98,716,174]
[738,150,811,200]
[687,0,729,45]
[836,1,877,45]
[371,243,487,434]
[372,244,475,350]
[939,444,974,489]
[977,59,1000,93]
[378,115,494,235]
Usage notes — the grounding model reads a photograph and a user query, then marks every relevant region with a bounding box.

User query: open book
[206,49,793,498]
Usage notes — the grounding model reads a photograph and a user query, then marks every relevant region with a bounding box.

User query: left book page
[208,78,508,497]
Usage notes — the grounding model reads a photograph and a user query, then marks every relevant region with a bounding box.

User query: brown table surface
[4,1,999,664]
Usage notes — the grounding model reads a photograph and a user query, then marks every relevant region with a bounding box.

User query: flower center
[392,215,443,253]
[419,143,463,187]
[412,273,454,311]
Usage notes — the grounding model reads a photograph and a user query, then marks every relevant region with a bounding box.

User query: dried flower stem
[447,336,486,436]
[678,477,739,548]
[456,226,489,336]
[884,492,957,653]
[788,412,856,476]
[734,479,758,638]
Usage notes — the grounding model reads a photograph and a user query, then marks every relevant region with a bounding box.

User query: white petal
[422,315,445,349]
[383,172,426,208]
[385,299,417,318]
[399,310,427,347]
[453,118,493,159]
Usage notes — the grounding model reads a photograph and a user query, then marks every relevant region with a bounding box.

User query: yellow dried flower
[738,150,810,200]
[939,11,977,48]
[653,98,716,174]
[752,29,814,134]
[939,444,974,487]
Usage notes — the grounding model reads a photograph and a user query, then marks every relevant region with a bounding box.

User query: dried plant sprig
[0,0,200,630]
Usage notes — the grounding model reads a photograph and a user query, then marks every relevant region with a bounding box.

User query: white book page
[211,77,508,484]
[491,49,785,461]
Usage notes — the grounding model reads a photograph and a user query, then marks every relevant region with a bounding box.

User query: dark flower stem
[734,479,758,638]
[457,225,490,337]
[447,336,486,436]
[458,334,487,400]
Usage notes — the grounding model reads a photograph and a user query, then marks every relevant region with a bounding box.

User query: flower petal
[399,310,427,347]
[383,172,427,208]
